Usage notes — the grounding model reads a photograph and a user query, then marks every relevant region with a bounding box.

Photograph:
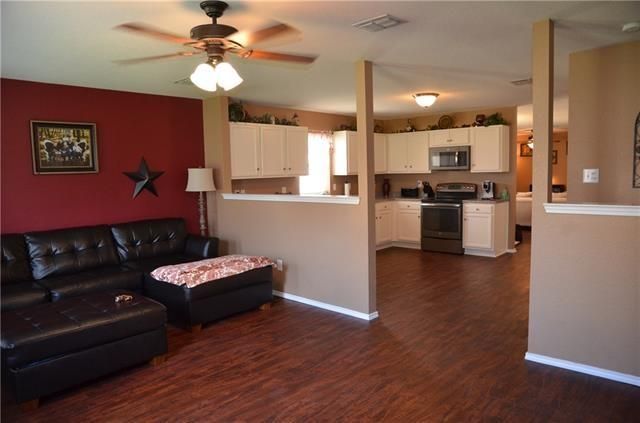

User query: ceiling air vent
[352,14,405,32]
[510,78,533,86]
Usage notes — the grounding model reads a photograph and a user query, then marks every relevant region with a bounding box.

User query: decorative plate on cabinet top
[438,115,453,129]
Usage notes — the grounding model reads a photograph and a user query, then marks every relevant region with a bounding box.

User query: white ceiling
[2,1,639,122]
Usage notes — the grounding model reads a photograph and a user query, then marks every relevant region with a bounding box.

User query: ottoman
[1,290,167,408]
[144,261,273,331]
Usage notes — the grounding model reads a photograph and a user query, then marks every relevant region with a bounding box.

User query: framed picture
[552,150,558,165]
[30,121,98,174]
[520,143,533,157]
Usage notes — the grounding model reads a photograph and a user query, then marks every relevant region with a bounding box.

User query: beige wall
[517,130,567,192]
[214,200,375,313]
[380,106,518,248]
[567,41,640,205]
[528,214,639,375]
[529,26,640,379]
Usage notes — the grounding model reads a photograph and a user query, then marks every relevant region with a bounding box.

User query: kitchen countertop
[463,198,509,203]
[376,197,422,203]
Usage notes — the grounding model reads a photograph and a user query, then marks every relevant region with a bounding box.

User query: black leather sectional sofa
[1,218,273,409]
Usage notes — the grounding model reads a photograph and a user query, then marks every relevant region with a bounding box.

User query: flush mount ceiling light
[190,55,243,92]
[413,93,439,108]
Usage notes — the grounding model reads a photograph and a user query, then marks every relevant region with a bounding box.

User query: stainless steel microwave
[429,146,470,171]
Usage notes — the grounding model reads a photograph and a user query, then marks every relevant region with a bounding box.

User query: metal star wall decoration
[123,158,164,198]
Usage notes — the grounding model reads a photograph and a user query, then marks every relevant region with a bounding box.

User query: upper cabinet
[333,130,358,175]
[333,131,388,175]
[387,132,430,173]
[429,128,470,147]
[374,133,387,174]
[470,125,510,173]
[230,122,308,179]
[230,124,261,178]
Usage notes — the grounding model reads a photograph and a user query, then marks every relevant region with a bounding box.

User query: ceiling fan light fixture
[190,62,217,92]
[413,92,439,108]
[215,62,243,91]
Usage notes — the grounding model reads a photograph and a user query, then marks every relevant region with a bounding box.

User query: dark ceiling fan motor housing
[191,1,238,40]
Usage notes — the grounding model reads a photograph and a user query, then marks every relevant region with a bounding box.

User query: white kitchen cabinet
[394,201,421,243]
[334,131,388,175]
[406,132,430,173]
[463,201,509,257]
[333,131,358,175]
[375,202,393,247]
[260,126,286,177]
[285,126,309,176]
[470,125,510,173]
[230,124,260,178]
[374,133,387,174]
[386,132,430,173]
[230,122,308,179]
[429,127,470,147]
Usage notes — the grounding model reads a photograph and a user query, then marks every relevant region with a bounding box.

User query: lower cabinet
[375,202,393,246]
[375,201,421,248]
[394,201,421,243]
[462,201,509,257]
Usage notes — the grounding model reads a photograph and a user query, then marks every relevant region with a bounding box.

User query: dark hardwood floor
[3,234,639,421]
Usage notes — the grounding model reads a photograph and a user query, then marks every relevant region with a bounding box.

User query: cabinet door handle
[283,167,286,171]
[257,167,260,171]
[289,167,292,170]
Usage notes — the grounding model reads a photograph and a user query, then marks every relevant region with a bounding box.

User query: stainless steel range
[421,183,477,254]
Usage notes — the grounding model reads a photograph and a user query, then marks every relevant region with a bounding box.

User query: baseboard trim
[525,352,640,387]
[506,248,517,254]
[272,290,379,321]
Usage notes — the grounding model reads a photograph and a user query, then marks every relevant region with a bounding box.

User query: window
[299,132,332,195]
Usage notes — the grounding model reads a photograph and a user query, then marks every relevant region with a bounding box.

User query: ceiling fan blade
[239,50,316,64]
[235,23,298,47]
[115,23,192,44]
[114,51,200,65]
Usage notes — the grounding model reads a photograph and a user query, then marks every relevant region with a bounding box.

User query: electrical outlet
[276,259,284,271]
[583,169,599,184]
[332,184,337,192]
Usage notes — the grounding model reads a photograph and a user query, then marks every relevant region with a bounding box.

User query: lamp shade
[186,168,216,192]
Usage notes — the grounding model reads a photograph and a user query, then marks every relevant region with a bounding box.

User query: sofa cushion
[1,234,33,284]
[25,226,119,280]
[1,291,166,369]
[110,218,188,263]
[35,266,142,302]
[122,254,198,273]
[1,283,49,312]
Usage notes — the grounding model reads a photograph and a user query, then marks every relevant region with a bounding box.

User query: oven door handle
[421,203,462,208]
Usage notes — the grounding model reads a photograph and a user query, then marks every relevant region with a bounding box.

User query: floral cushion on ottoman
[150,255,274,289]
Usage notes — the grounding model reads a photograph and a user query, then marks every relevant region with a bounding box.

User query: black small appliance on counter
[400,188,420,198]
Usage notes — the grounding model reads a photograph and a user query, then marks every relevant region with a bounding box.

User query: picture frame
[30,121,98,174]
[520,143,533,157]
[552,150,558,165]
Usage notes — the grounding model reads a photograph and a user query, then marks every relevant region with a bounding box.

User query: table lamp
[185,168,216,236]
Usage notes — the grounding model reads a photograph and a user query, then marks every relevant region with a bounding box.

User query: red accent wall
[1,79,204,234]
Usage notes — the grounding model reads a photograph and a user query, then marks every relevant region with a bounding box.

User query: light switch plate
[583,169,599,183]
[276,259,284,271]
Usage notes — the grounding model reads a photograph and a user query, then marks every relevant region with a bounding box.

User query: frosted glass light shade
[413,93,439,108]
[190,63,217,92]
[186,168,216,192]
[215,62,243,91]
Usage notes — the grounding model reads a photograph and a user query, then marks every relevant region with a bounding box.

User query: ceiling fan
[114,0,317,92]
